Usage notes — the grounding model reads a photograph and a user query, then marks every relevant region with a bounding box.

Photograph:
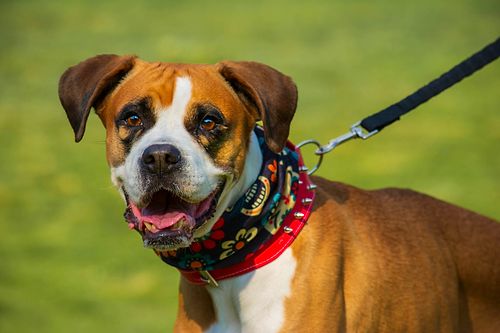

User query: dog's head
[59,55,297,250]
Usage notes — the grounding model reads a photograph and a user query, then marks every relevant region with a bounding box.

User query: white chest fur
[205,248,297,333]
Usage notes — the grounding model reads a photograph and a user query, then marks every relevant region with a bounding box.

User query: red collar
[178,143,315,286]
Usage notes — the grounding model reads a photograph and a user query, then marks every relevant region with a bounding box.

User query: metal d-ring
[296,139,323,176]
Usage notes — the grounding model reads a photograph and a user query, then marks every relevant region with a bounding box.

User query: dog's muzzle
[123,144,225,250]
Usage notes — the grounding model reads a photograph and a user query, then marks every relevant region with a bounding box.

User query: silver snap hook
[296,139,323,176]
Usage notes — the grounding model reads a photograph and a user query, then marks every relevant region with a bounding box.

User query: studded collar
[153,128,316,286]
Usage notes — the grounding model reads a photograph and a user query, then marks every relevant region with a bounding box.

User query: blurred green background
[0,0,498,331]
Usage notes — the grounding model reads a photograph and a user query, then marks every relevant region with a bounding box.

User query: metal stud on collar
[302,198,313,205]
[294,212,305,219]
[307,184,317,191]
[298,165,309,172]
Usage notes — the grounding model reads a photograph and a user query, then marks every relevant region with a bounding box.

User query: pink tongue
[129,189,217,232]
[130,203,195,230]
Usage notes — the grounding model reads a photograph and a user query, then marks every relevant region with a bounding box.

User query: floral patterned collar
[154,128,316,286]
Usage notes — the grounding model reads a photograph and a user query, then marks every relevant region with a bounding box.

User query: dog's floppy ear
[217,61,298,153]
[58,54,137,142]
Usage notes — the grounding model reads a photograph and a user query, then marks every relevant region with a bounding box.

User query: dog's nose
[141,144,181,174]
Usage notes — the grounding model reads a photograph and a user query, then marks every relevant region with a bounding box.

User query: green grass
[0,0,499,331]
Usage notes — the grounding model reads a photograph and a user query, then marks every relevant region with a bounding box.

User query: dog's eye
[200,115,217,131]
[126,114,143,127]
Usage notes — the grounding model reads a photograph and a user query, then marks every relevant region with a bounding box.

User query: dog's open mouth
[124,184,223,250]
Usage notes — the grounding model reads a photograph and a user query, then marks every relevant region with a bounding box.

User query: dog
[59,54,500,332]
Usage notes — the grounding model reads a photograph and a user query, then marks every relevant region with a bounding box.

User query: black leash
[360,37,500,133]
[299,37,500,175]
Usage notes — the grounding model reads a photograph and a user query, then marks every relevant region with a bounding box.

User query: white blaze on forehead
[144,76,192,143]
[112,76,225,205]
[168,76,192,119]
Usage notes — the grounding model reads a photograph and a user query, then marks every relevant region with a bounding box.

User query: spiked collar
[138,128,316,286]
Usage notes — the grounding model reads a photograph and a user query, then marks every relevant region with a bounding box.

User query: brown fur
[279,177,500,332]
[59,56,500,332]
[176,177,500,332]
[175,278,216,332]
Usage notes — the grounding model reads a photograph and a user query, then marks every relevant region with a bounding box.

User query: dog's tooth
[176,217,187,229]
[143,221,157,232]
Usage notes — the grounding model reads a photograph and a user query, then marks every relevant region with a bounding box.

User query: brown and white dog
[59,55,500,332]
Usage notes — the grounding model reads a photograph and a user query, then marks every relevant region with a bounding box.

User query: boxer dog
[59,54,500,332]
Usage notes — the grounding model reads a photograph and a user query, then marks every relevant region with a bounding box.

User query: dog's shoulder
[312,175,495,222]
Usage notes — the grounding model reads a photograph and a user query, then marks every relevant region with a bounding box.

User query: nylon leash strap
[301,37,500,171]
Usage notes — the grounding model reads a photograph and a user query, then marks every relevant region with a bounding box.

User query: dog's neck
[225,130,263,208]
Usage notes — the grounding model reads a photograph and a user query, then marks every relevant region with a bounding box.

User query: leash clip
[297,122,378,176]
[296,139,323,176]
[315,121,378,155]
